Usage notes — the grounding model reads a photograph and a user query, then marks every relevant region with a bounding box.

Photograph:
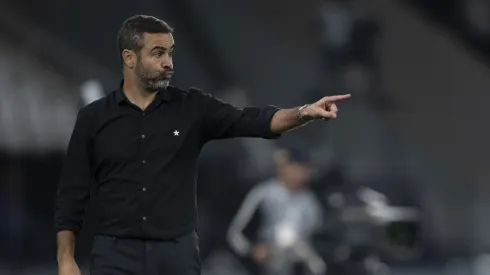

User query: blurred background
[0,0,489,274]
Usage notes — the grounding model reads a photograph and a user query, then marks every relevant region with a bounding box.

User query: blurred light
[358,187,389,206]
[275,223,298,249]
[80,79,105,106]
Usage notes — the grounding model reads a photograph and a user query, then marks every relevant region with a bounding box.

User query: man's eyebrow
[150,45,175,51]
[150,46,167,51]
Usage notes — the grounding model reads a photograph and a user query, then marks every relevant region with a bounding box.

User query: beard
[135,58,172,92]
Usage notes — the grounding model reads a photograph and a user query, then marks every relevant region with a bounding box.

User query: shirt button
[141,134,146,139]
[142,187,147,192]
[142,112,146,116]
[142,217,147,221]
[142,160,146,164]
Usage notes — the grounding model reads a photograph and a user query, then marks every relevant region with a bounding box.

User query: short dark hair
[117,15,174,58]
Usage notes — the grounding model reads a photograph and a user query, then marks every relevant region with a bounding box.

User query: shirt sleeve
[196,89,282,142]
[54,109,93,234]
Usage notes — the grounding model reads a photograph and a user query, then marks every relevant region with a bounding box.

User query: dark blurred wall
[5,0,215,92]
[372,0,490,254]
[9,0,145,71]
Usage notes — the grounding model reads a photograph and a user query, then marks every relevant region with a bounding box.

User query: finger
[328,103,338,113]
[323,94,351,103]
[319,109,337,119]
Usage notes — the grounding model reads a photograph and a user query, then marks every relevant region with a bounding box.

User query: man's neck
[122,79,158,111]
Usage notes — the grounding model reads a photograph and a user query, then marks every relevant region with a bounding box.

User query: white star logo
[173,130,179,136]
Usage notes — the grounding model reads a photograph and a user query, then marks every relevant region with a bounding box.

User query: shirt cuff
[55,222,82,235]
[261,106,282,139]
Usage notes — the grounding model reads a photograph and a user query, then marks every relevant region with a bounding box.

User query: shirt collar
[116,80,172,105]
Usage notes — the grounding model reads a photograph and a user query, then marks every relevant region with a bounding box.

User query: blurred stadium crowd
[1,0,490,274]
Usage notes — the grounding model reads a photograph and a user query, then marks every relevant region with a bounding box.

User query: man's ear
[122,50,136,68]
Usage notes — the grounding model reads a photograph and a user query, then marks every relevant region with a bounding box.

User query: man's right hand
[58,260,81,275]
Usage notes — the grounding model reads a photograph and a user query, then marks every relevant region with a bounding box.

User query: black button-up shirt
[54,84,281,240]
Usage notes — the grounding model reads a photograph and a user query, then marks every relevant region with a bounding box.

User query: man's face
[134,32,175,91]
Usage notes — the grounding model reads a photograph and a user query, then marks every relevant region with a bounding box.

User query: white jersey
[227,178,323,256]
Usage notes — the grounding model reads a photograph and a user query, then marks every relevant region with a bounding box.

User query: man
[227,148,326,275]
[55,15,350,275]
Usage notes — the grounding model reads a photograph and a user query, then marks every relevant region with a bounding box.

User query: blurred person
[319,0,380,73]
[54,15,350,275]
[320,0,355,73]
[227,148,326,275]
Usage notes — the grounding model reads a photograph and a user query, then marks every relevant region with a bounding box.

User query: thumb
[317,108,337,119]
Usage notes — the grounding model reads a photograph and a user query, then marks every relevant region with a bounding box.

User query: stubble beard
[145,79,170,91]
[136,58,171,92]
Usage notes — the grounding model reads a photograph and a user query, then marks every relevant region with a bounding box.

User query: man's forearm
[57,230,77,263]
[270,107,313,134]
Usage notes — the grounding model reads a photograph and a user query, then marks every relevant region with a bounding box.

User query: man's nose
[162,56,173,70]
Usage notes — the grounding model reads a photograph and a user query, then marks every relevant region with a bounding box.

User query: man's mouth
[163,72,173,78]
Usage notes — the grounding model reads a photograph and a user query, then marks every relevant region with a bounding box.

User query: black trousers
[90,231,201,275]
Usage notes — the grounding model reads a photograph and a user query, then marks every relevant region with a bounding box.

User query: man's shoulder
[167,86,209,98]
[166,86,219,110]
[77,92,112,119]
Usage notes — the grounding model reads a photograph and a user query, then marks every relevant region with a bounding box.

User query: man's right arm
[54,109,93,267]
[56,230,77,266]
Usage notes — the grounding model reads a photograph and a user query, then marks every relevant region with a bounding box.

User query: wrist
[297,104,314,122]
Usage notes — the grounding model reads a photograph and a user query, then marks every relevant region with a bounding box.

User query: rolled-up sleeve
[196,89,282,142]
[54,109,93,234]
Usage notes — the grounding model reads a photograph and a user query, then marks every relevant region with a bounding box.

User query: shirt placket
[140,109,148,223]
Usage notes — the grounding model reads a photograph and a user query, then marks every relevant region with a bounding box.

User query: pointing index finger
[326,94,351,102]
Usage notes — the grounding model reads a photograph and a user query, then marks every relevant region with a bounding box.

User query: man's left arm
[198,89,350,141]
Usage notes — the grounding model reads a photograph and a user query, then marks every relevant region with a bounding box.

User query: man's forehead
[142,32,174,48]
